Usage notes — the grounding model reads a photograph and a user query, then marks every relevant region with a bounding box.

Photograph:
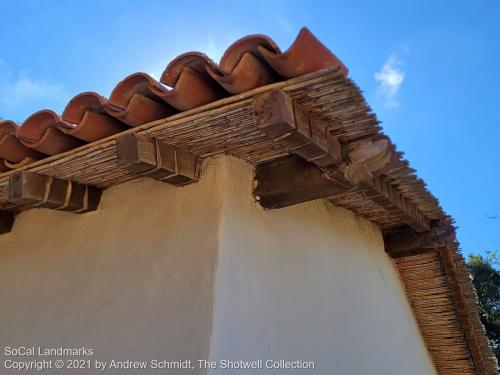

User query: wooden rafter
[251,89,430,232]
[116,133,201,186]
[8,171,101,213]
[252,90,342,168]
[254,156,349,208]
[383,224,454,258]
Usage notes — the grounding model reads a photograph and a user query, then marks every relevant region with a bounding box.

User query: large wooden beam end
[253,90,342,168]
[116,133,200,186]
[8,171,101,213]
[254,156,349,209]
[384,224,455,258]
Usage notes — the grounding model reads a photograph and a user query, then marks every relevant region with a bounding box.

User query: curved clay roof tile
[206,52,277,94]
[218,34,280,72]
[59,92,127,142]
[17,110,81,155]
[105,73,175,127]
[0,27,349,168]
[158,53,226,110]
[0,120,43,163]
[257,27,348,78]
[161,52,218,86]
[0,120,17,138]
[201,34,282,94]
[158,66,226,110]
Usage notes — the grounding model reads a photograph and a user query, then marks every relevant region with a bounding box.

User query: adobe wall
[0,160,224,374]
[0,156,436,374]
[208,157,437,375]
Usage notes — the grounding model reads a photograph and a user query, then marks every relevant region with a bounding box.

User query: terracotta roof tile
[0,27,347,169]
[205,34,280,94]
[105,73,176,125]
[59,92,127,142]
[16,111,82,155]
[257,27,348,78]
[159,54,227,109]
[0,27,347,168]
[0,120,43,163]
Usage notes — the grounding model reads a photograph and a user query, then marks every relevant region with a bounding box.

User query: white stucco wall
[0,156,436,374]
[0,163,225,374]
[208,157,437,375]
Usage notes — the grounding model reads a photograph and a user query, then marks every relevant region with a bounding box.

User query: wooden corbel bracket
[8,171,102,213]
[252,90,430,233]
[384,224,456,258]
[252,90,397,186]
[116,133,201,186]
[253,90,343,168]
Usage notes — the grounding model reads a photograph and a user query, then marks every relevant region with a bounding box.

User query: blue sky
[0,0,498,256]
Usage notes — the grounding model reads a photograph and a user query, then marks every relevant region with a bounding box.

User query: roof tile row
[0,27,347,169]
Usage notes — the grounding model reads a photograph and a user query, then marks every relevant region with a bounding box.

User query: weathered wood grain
[8,171,101,213]
[116,133,200,186]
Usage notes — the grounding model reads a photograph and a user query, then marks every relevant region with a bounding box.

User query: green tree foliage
[467,252,500,361]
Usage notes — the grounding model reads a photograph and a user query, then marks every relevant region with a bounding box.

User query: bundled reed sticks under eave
[396,251,498,375]
[396,252,476,374]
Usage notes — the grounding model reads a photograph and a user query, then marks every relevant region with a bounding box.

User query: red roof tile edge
[0,27,346,166]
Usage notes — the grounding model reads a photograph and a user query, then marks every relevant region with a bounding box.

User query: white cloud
[375,54,405,107]
[2,72,64,107]
[0,60,67,120]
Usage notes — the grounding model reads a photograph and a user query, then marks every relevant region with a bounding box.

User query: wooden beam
[0,211,14,234]
[384,224,455,258]
[364,176,431,232]
[116,133,200,186]
[8,171,101,213]
[254,155,430,234]
[254,156,350,209]
[252,90,431,233]
[253,90,398,185]
[253,90,342,168]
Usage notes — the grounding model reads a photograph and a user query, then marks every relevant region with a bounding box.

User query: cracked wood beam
[116,133,201,186]
[384,224,455,258]
[8,172,101,213]
[0,211,14,234]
